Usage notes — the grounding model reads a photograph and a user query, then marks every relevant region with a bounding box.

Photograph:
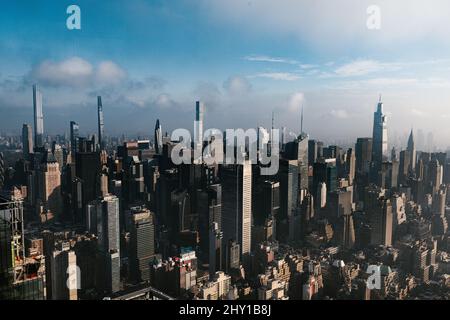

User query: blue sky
[1,0,450,149]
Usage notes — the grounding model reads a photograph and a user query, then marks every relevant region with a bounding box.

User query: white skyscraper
[194,101,205,164]
[222,160,252,258]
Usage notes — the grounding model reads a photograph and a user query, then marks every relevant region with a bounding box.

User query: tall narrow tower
[33,84,44,149]
[97,96,105,150]
[195,101,204,145]
[194,101,205,164]
[372,96,388,174]
[154,119,162,154]
[407,129,416,171]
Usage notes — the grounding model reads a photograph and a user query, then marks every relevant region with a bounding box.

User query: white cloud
[96,61,127,85]
[200,0,450,52]
[330,109,350,119]
[243,55,298,64]
[253,72,300,81]
[223,76,252,95]
[31,57,126,87]
[32,57,93,87]
[288,92,305,113]
[334,60,398,77]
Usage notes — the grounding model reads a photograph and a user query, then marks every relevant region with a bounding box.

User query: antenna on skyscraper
[300,104,304,134]
[271,111,274,130]
[271,111,274,143]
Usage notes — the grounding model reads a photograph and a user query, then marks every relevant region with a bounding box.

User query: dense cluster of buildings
[0,85,450,300]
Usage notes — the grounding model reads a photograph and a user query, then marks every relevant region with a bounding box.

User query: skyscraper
[194,101,205,163]
[129,208,155,283]
[97,96,105,150]
[279,159,299,241]
[369,198,393,247]
[47,243,78,300]
[22,124,33,160]
[0,153,4,191]
[39,151,62,219]
[154,119,163,155]
[70,121,79,155]
[221,161,252,258]
[33,84,44,149]
[407,129,416,172]
[297,133,309,191]
[371,97,388,177]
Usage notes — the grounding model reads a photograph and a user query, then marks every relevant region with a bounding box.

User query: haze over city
[1,0,450,150]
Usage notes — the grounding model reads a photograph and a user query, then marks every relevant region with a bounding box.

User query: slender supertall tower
[33,84,44,150]
[195,101,204,146]
[154,119,162,154]
[97,96,105,150]
[371,96,388,175]
[194,101,205,164]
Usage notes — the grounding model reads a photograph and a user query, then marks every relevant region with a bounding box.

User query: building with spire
[371,96,388,182]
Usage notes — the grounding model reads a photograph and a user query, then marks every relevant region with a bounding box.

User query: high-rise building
[75,151,101,210]
[70,121,79,155]
[371,97,388,179]
[221,161,252,258]
[255,181,280,226]
[0,153,4,191]
[86,194,121,294]
[197,184,222,263]
[22,124,33,160]
[0,196,46,300]
[209,222,223,276]
[39,151,62,219]
[407,129,416,172]
[369,198,393,247]
[428,159,443,195]
[52,143,64,170]
[33,84,44,149]
[297,133,309,191]
[47,242,78,300]
[346,148,356,185]
[97,96,105,150]
[279,159,298,240]
[90,194,120,254]
[308,139,319,165]
[194,101,205,163]
[129,208,155,283]
[356,138,373,175]
[154,119,163,155]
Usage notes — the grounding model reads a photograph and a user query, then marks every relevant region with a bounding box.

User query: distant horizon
[1,1,450,149]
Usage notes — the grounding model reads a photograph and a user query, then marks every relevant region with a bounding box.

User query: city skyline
[1,1,450,303]
[1,1,450,148]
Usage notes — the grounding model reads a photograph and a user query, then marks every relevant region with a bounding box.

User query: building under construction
[0,194,46,299]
